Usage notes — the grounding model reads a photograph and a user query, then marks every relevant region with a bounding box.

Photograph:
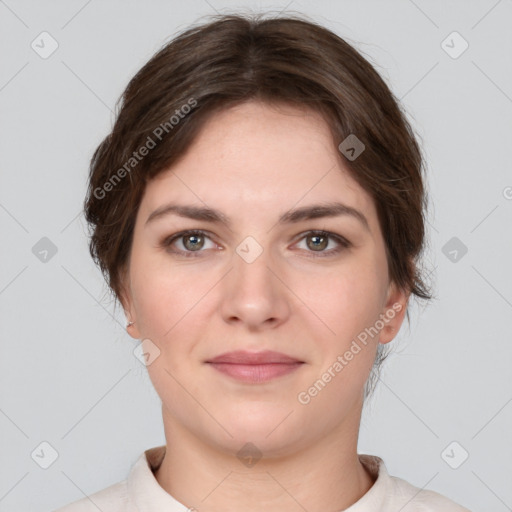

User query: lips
[206,350,304,383]
[206,350,303,365]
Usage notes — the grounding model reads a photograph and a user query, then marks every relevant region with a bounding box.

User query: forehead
[141,100,378,230]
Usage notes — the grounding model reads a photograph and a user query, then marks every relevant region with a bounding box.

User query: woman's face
[122,100,408,457]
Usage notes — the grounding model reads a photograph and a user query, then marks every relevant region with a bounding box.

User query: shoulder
[53,446,166,512]
[52,480,134,512]
[358,455,472,512]
[386,473,472,511]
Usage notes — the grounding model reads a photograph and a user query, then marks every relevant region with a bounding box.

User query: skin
[121,100,409,512]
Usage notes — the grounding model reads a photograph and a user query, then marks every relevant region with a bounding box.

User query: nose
[219,243,291,331]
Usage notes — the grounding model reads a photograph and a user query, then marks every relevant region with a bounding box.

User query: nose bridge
[220,236,289,327]
[232,238,276,300]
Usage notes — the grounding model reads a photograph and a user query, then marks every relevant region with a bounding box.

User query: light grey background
[1,1,511,511]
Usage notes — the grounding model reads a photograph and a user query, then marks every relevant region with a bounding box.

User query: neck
[154,403,376,512]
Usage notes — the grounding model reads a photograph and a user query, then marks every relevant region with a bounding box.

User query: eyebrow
[145,201,370,231]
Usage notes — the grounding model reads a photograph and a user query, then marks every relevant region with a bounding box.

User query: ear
[118,266,142,340]
[378,281,410,345]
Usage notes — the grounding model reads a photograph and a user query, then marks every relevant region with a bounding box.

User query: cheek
[302,262,385,340]
[296,263,385,398]
[299,268,382,402]
[129,246,214,338]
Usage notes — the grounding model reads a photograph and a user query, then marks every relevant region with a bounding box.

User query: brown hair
[84,12,433,398]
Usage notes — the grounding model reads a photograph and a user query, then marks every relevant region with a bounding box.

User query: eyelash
[160,229,352,259]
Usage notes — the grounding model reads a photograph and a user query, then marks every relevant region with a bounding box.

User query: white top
[54,445,471,511]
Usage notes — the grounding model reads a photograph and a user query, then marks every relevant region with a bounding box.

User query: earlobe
[123,307,141,339]
[379,282,409,345]
[118,269,141,339]
[122,302,141,339]
[125,318,140,338]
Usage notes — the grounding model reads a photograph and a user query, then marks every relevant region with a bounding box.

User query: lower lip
[207,362,303,383]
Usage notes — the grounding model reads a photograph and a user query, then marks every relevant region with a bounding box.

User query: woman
[55,12,471,511]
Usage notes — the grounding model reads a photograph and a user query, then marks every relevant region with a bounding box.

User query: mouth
[205,350,305,384]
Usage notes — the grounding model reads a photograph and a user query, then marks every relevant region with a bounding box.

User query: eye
[161,229,218,257]
[294,230,351,257]
[161,229,351,258]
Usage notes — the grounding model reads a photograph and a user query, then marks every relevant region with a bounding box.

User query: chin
[210,408,304,454]
[210,430,302,462]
